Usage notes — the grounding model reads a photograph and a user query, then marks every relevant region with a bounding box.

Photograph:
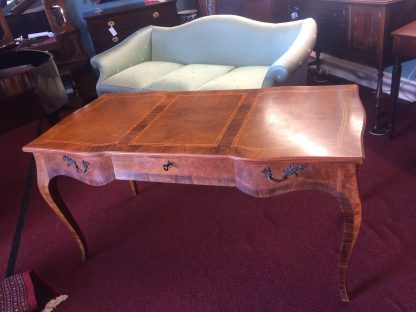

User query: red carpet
[1,86,416,311]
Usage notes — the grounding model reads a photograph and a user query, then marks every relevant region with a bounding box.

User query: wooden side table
[388,20,416,138]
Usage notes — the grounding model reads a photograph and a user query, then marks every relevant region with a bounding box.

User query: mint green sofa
[90,15,317,95]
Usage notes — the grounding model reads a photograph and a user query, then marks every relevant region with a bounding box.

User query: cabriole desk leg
[335,165,362,302]
[34,154,88,261]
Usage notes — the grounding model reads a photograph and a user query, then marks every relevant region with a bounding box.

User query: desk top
[391,20,416,59]
[24,85,365,163]
[392,20,416,37]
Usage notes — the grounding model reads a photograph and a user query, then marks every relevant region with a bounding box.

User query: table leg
[388,57,402,139]
[334,165,362,302]
[370,70,389,135]
[237,162,363,302]
[34,154,88,261]
[129,180,140,196]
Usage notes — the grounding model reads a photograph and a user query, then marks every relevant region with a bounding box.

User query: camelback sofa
[90,15,317,95]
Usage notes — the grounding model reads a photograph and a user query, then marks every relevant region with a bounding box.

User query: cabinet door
[350,6,382,58]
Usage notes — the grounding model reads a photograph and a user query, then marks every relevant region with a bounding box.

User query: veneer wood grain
[24,85,365,302]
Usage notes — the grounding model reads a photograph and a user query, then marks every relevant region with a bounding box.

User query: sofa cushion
[198,66,270,90]
[100,61,184,93]
[144,64,236,91]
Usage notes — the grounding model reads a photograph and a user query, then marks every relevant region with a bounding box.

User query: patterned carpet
[1,79,416,311]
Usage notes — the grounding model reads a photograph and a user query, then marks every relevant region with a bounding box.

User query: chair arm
[90,26,153,86]
[262,18,317,87]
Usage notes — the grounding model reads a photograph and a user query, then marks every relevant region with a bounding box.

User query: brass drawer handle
[163,160,173,171]
[112,36,119,43]
[153,11,160,19]
[108,20,115,27]
[262,163,306,184]
[63,156,90,174]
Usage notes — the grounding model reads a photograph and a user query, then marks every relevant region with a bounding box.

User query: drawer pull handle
[153,11,160,19]
[108,20,115,27]
[112,36,119,43]
[262,163,306,183]
[63,156,90,174]
[163,160,174,171]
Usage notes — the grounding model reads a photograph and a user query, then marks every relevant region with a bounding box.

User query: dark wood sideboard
[85,0,179,54]
[201,0,289,22]
[287,0,416,134]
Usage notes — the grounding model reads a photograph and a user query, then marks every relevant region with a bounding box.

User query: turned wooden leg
[129,180,139,196]
[34,154,88,261]
[370,70,388,135]
[388,57,402,139]
[335,165,362,302]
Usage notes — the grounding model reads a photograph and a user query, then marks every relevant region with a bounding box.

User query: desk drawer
[41,153,115,186]
[234,161,341,197]
[112,155,235,186]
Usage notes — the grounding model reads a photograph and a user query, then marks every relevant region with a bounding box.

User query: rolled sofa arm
[262,18,317,87]
[90,26,153,92]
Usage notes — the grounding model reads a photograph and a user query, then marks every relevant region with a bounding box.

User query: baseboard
[316,53,416,102]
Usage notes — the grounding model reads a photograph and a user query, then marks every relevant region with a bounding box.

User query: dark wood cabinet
[213,0,274,22]
[85,0,178,54]
[289,0,416,68]
[288,0,416,133]
[199,0,290,23]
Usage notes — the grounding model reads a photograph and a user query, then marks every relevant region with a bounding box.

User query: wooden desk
[389,20,416,138]
[23,85,365,302]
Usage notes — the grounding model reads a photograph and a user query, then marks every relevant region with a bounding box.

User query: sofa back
[151,15,312,67]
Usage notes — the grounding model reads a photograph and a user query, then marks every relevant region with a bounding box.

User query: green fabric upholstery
[101,61,184,93]
[198,66,269,90]
[91,15,317,95]
[144,64,236,91]
[91,26,153,91]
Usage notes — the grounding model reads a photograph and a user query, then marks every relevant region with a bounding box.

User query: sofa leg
[128,180,139,196]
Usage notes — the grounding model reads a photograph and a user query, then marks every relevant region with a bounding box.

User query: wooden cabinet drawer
[87,4,177,36]
[291,0,347,25]
[85,1,178,53]
[112,155,235,186]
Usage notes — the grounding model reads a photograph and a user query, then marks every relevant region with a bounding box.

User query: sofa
[90,15,317,95]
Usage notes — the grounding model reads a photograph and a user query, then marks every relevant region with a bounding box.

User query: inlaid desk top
[23,85,365,302]
[24,85,365,162]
